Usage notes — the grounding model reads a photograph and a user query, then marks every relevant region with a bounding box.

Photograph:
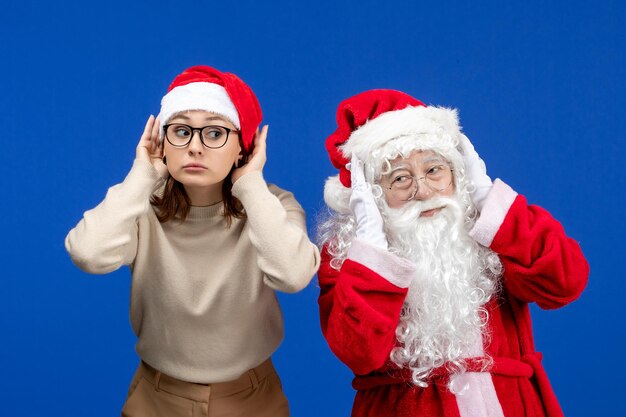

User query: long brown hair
[150,140,250,226]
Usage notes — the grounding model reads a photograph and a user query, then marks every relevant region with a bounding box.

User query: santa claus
[317,89,588,417]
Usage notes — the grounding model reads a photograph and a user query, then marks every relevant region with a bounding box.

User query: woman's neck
[184,183,223,206]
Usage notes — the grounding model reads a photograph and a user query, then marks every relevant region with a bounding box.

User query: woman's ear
[236,150,246,168]
[235,138,246,167]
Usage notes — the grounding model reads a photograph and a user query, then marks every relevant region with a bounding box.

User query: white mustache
[384,196,461,228]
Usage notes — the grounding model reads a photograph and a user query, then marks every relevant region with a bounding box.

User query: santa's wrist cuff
[468,179,517,247]
[347,239,416,288]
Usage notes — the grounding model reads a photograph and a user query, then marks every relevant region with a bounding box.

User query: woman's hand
[231,125,268,183]
[136,115,168,178]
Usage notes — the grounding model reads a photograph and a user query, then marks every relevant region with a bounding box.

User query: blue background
[1,0,623,415]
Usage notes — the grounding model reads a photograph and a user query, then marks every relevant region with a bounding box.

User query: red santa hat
[324,89,464,213]
[158,65,262,152]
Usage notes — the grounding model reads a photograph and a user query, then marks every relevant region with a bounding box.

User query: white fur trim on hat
[342,105,463,184]
[341,105,461,163]
[158,82,240,133]
[324,175,353,213]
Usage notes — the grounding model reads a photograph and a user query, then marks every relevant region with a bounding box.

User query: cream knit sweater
[65,159,320,383]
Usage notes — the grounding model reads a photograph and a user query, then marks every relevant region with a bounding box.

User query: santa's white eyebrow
[420,155,447,165]
[388,156,447,172]
[387,164,412,175]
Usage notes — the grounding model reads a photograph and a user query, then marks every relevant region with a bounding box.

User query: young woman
[65,65,320,417]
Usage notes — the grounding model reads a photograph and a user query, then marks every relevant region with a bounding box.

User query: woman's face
[163,110,242,192]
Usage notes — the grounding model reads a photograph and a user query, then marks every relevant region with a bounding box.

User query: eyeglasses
[383,164,454,201]
[163,123,239,149]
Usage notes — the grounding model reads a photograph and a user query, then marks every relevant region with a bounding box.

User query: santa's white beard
[382,196,501,388]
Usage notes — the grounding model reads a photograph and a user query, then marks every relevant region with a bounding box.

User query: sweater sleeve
[65,159,164,274]
[318,239,414,375]
[469,179,589,309]
[231,171,321,293]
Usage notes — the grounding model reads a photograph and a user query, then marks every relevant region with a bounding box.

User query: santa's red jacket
[318,180,589,417]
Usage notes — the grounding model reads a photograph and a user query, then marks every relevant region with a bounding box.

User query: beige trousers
[121,359,289,417]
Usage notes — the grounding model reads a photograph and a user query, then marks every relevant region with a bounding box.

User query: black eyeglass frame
[162,123,240,149]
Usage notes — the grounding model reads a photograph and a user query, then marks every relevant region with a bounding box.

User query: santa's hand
[459,134,493,212]
[349,154,388,250]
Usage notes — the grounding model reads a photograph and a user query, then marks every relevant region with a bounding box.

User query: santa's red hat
[324,89,463,213]
[158,65,262,152]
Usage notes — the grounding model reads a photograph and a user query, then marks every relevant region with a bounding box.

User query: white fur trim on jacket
[347,239,416,288]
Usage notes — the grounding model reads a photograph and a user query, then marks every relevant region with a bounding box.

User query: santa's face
[379,150,455,210]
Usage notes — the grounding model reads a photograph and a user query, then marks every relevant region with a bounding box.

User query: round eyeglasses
[163,123,239,149]
[384,165,454,201]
